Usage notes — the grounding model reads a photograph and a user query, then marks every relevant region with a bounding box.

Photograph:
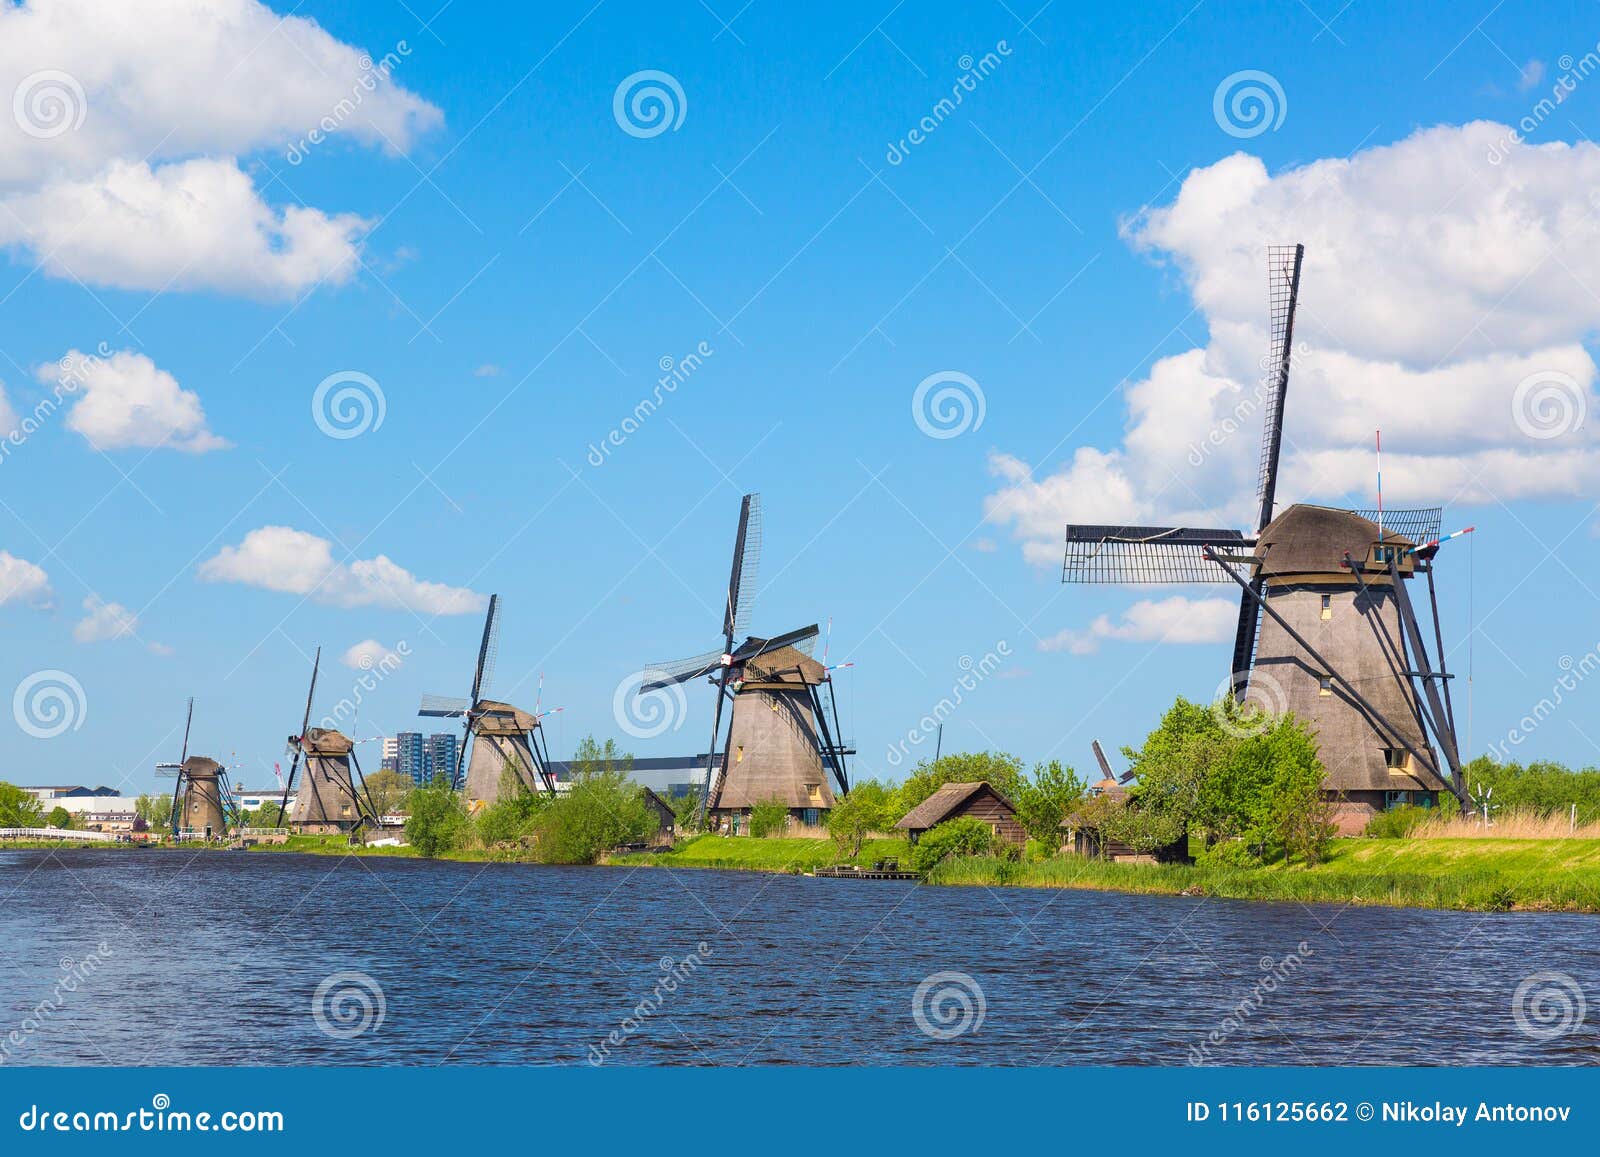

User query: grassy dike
[616,834,1600,912]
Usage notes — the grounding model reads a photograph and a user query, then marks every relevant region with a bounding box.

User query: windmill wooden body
[154,699,237,839]
[641,494,851,831]
[419,595,557,809]
[277,649,379,834]
[1061,245,1468,833]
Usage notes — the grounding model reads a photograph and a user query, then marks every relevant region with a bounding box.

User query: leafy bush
[827,779,895,858]
[1012,760,1086,846]
[894,752,1026,817]
[404,776,470,858]
[749,799,790,838]
[45,806,72,830]
[1364,804,1434,839]
[909,816,995,872]
[0,782,44,828]
[531,738,654,863]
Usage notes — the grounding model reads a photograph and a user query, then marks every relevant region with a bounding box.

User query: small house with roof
[894,781,1025,847]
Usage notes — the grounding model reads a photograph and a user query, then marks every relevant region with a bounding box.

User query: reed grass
[1410,809,1600,840]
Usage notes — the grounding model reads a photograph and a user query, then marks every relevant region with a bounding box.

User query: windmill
[1060,244,1469,832]
[640,493,851,831]
[278,648,379,833]
[419,594,557,807]
[154,698,238,839]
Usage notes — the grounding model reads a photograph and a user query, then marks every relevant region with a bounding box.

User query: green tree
[908,816,995,872]
[0,783,43,828]
[45,805,73,830]
[1013,760,1087,848]
[894,751,1026,818]
[404,775,470,858]
[670,790,703,833]
[531,737,653,863]
[826,779,895,858]
[136,792,174,832]
[363,768,414,816]
[749,799,790,838]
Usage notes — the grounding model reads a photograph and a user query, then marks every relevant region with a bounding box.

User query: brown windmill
[419,595,558,808]
[1060,245,1469,833]
[641,494,851,831]
[276,648,380,833]
[154,698,237,840]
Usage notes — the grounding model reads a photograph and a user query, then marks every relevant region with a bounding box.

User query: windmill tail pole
[1406,527,1475,557]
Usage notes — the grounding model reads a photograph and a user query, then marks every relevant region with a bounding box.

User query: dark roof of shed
[1255,504,1413,578]
[895,781,1015,831]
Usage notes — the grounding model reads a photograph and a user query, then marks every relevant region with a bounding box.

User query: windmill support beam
[1384,557,1468,804]
[697,674,731,825]
[1203,547,1446,788]
[808,683,849,795]
[1340,556,1437,746]
[1424,564,1460,742]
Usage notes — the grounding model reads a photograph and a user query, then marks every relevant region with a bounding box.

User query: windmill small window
[1320,594,1332,620]
[736,745,744,763]
[1384,748,1411,773]
[1318,675,1333,697]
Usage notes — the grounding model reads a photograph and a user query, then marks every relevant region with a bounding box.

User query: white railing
[0,827,118,842]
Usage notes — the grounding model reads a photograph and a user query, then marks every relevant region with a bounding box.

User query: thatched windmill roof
[1255,504,1414,580]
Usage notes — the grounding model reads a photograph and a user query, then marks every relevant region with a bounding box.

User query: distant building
[423,732,458,785]
[380,736,399,774]
[18,785,121,802]
[234,787,299,812]
[394,731,426,785]
[895,781,1026,848]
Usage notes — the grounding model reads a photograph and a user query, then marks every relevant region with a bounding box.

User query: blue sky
[2,0,1599,794]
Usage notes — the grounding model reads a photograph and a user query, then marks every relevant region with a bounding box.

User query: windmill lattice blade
[472,594,501,703]
[179,697,194,764]
[728,493,763,641]
[738,623,821,660]
[640,649,725,691]
[419,694,472,717]
[1062,525,1248,584]
[1254,244,1304,527]
[1348,507,1440,545]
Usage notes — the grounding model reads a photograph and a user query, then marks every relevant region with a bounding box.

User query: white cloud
[0,159,369,296]
[0,0,442,296]
[987,123,1600,564]
[0,381,16,437]
[73,594,138,642]
[0,551,51,608]
[1040,597,1238,655]
[198,526,487,615]
[473,364,502,378]
[341,638,404,670]
[44,348,228,452]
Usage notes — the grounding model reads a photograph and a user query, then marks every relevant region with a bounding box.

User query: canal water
[1,850,1595,1066]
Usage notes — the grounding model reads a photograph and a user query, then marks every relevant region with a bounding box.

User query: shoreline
[9,834,1600,914]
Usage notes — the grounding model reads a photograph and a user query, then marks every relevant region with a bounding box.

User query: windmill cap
[1255,504,1415,578]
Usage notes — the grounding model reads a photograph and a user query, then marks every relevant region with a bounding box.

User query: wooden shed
[894,781,1026,847]
[638,787,677,848]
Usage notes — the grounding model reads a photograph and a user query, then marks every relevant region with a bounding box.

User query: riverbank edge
[11,835,1599,913]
